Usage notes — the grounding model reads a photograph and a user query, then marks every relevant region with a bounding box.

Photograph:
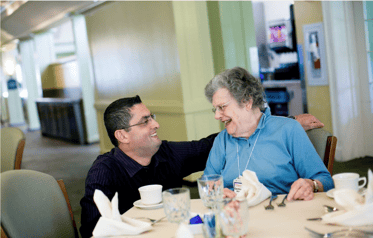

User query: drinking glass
[197,174,224,209]
[218,198,249,238]
[162,187,190,224]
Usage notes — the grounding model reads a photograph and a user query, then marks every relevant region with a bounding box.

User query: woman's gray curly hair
[204,66,266,111]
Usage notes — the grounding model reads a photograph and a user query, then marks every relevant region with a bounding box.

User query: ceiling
[1,1,107,46]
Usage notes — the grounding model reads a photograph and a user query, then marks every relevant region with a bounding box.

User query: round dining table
[123,192,366,238]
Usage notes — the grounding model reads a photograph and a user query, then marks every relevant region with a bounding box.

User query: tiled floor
[16,129,373,237]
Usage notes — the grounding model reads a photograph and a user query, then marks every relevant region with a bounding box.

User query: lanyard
[236,129,261,177]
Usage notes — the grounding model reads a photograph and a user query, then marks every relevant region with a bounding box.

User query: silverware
[306,217,322,221]
[307,205,340,221]
[150,216,166,226]
[277,194,288,207]
[134,216,166,225]
[305,227,373,237]
[265,195,278,210]
[324,205,339,213]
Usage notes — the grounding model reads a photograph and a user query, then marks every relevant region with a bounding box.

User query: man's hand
[223,188,236,198]
[287,178,314,201]
[294,114,324,131]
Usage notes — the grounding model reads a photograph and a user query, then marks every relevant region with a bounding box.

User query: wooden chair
[306,128,337,175]
[1,127,25,172]
[1,170,79,238]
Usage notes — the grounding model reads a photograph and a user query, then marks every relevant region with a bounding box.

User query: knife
[307,217,322,221]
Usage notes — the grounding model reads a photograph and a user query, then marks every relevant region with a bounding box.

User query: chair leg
[324,136,337,175]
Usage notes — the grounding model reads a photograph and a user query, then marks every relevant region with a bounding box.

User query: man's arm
[291,114,324,131]
[166,133,218,177]
[80,162,118,238]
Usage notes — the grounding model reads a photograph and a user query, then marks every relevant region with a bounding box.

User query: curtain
[322,1,371,161]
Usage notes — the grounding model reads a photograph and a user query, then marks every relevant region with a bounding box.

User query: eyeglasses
[212,100,231,113]
[124,114,156,129]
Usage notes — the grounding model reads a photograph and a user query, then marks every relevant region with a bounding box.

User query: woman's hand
[223,188,237,198]
[287,178,314,201]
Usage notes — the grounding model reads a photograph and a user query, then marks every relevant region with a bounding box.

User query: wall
[171,2,221,141]
[43,60,80,89]
[293,2,333,133]
[218,1,257,72]
[264,1,293,22]
[85,2,198,153]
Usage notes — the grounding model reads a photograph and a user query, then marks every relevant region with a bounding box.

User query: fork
[305,227,373,237]
[277,194,288,207]
[265,194,278,210]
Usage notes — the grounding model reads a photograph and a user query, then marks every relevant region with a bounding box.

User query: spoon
[306,205,340,221]
[324,205,339,213]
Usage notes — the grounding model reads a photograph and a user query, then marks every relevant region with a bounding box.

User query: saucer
[326,188,367,198]
[133,199,163,210]
[326,189,335,198]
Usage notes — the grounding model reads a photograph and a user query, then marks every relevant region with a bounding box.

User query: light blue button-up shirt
[204,108,334,194]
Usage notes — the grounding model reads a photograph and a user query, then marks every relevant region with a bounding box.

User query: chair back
[306,128,337,175]
[1,127,25,172]
[1,170,76,238]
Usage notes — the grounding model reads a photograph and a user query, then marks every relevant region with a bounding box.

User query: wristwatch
[288,115,296,120]
[311,179,319,193]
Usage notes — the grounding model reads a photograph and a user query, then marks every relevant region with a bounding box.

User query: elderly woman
[203,67,333,201]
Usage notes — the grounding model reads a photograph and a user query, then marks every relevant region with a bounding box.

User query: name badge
[233,177,242,193]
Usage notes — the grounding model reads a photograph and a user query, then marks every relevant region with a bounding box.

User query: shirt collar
[228,107,270,141]
[257,107,271,130]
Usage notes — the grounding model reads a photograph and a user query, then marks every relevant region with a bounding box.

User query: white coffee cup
[138,184,163,205]
[332,173,367,191]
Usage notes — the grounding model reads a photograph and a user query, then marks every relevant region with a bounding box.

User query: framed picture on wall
[303,22,328,86]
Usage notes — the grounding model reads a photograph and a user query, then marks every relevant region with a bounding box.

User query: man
[79,96,216,237]
[80,95,324,237]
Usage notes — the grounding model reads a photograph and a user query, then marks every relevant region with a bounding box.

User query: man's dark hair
[104,95,142,147]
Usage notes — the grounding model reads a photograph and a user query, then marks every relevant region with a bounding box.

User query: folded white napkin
[176,223,194,238]
[322,169,373,226]
[92,190,152,237]
[236,170,272,207]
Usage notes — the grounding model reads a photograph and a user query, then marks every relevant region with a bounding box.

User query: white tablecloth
[121,193,372,238]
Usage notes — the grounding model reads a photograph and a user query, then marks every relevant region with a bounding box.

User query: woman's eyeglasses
[212,101,231,113]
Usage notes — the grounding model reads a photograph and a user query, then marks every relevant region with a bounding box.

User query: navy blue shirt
[80,134,217,238]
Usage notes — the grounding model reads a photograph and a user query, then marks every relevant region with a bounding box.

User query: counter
[35,98,87,144]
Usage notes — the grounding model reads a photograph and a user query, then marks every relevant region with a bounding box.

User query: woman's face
[212,88,253,138]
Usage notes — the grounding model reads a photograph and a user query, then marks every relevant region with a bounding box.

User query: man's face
[212,88,252,138]
[126,103,161,156]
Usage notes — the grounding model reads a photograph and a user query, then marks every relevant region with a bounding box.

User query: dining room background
[1,1,373,237]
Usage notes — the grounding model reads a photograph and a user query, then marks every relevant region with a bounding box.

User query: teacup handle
[358,177,367,189]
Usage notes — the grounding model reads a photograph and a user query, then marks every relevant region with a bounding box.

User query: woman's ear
[114,129,130,145]
[244,98,253,111]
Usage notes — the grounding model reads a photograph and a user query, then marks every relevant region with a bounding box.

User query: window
[363,1,373,112]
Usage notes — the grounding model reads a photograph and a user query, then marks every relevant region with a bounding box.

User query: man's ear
[114,129,130,144]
